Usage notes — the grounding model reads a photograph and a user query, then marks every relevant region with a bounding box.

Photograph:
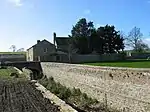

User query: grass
[84,60,150,68]
[0,66,25,79]
[0,67,17,78]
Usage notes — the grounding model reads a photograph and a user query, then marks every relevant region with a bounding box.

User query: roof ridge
[27,39,54,50]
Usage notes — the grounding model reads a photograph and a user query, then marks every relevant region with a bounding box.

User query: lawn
[84,60,150,68]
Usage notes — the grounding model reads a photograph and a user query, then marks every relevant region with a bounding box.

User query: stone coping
[32,80,77,112]
[42,62,150,72]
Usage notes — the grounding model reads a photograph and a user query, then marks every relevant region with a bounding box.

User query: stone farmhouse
[26,33,72,62]
[26,32,123,63]
[26,39,56,61]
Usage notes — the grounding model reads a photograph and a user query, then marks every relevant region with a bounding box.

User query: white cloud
[83,9,91,15]
[143,38,150,47]
[95,24,105,28]
[8,0,23,7]
[95,24,100,28]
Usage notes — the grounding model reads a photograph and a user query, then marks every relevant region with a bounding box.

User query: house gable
[34,39,56,55]
[26,39,56,61]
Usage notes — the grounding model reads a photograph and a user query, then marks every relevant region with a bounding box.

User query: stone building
[53,32,72,62]
[53,32,70,52]
[26,33,123,63]
[26,39,56,61]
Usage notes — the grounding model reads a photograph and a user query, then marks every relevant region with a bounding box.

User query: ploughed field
[0,79,60,112]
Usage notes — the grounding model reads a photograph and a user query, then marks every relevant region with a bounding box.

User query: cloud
[95,24,105,28]
[83,9,91,15]
[95,24,100,28]
[143,38,150,47]
[8,0,23,7]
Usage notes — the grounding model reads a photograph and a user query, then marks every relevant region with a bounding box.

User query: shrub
[72,87,82,96]
[39,77,48,87]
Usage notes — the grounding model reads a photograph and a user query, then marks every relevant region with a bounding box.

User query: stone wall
[0,54,26,62]
[41,62,150,112]
[131,53,150,59]
[78,53,124,63]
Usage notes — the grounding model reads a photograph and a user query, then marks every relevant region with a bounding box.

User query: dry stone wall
[41,62,150,112]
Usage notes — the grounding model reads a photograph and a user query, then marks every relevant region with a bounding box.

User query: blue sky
[0,0,150,51]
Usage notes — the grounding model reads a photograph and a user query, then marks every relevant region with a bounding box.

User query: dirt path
[0,79,60,112]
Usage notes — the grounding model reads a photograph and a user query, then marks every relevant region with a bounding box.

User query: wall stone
[71,53,123,63]
[41,62,150,112]
[0,54,26,62]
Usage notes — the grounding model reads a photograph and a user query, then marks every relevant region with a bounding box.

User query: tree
[126,27,143,51]
[96,25,124,54]
[17,48,25,52]
[9,45,16,52]
[70,18,94,54]
[115,31,125,52]
[94,26,105,53]
[69,18,125,54]
[135,40,149,52]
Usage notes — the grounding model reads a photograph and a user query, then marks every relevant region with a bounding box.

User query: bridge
[0,61,43,79]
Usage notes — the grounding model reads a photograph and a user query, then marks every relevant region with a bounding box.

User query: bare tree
[136,40,149,52]
[9,45,16,52]
[126,27,143,51]
[17,48,25,52]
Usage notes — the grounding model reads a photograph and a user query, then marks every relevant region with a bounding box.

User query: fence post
[104,71,108,111]
[105,93,108,111]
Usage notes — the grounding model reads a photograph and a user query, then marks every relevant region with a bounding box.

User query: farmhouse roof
[55,37,70,45]
[27,39,54,51]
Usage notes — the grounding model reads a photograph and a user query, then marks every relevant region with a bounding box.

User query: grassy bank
[84,60,150,68]
[0,66,25,79]
[39,76,119,112]
[0,67,18,78]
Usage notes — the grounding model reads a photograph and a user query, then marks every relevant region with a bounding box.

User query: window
[44,48,48,53]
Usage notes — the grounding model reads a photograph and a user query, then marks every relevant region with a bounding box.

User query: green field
[84,60,150,68]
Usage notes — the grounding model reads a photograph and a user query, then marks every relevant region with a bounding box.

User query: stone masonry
[41,62,150,112]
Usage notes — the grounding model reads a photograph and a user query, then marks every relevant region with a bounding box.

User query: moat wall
[41,62,150,112]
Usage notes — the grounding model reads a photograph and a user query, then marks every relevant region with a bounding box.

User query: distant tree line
[69,18,149,54]
[9,45,25,52]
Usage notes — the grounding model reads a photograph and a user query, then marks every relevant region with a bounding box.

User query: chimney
[37,40,40,44]
[53,32,56,45]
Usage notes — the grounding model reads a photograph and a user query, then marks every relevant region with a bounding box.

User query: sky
[0,0,150,51]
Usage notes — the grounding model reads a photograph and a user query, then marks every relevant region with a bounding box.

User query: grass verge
[84,60,150,68]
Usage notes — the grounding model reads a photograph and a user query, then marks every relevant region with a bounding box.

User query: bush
[72,88,82,96]
[39,77,48,87]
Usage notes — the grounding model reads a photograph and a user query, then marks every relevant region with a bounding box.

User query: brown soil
[0,79,60,112]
